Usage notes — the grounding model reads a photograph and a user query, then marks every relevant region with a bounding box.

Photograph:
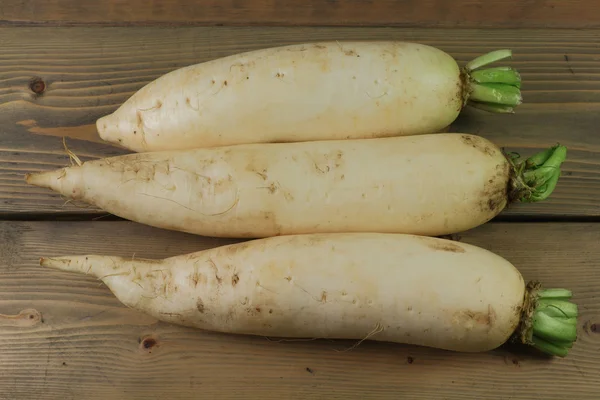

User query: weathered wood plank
[1,27,599,217]
[0,221,598,399]
[1,0,599,28]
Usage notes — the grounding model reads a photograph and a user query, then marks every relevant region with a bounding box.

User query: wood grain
[1,27,598,218]
[1,0,599,28]
[0,221,598,399]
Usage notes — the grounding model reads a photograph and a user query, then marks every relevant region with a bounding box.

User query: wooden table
[1,2,599,399]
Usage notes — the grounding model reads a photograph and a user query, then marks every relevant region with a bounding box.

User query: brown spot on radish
[454,305,497,329]
[255,170,268,180]
[224,80,228,86]
[269,309,273,314]
[344,49,358,57]
[284,276,292,282]
[589,323,598,333]
[207,258,222,284]
[267,182,279,194]
[255,307,261,313]
[313,161,330,174]
[232,273,239,286]
[480,162,510,212]
[283,191,294,201]
[320,291,327,303]
[461,135,496,157]
[418,236,465,253]
[407,356,414,364]
[196,298,205,313]
[189,271,201,287]
[487,305,497,328]
[488,198,500,211]
[314,44,326,49]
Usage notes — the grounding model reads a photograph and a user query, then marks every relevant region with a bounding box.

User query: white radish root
[40,233,528,353]
[25,134,565,238]
[96,42,521,152]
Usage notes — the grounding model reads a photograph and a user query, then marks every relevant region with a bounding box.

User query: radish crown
[462,50,522,113]
[515,282,578,357]
[507,144,568,203]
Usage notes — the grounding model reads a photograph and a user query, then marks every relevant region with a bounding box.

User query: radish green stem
[468,102,515,114]
[465,49,513,71]
[508,145,567,203]
[538,289,573,300]
[470,67,521,87]
[532,336,570,358]
[524,147,558,168]
[515,282,578,357]
[469,83,522,107]
[533,311,577,343]
[462,50,522,112]
[537,300,578,318]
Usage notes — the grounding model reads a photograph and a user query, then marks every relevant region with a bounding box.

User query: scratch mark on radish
[210,81,226,97]
[137,192,196,212]
[256,282,278,294]
[366,90,388,99]
[160,312,182,317]
[313,162,329,174]
[254,170,268,180]
[207,258,222,284]
[132,280,144,290]
[99,272,130,279]
[294,283,321,302]
[171,166,212,182]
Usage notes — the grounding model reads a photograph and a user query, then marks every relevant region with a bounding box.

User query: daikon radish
[96,42,522,152]
[25,134,566,238]
[40,233,578,356]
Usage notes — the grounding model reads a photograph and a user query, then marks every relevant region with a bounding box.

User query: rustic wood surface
[0,2,598,398]
[1,27,599,218]
[0,221,598,399]
[1,0,599,28]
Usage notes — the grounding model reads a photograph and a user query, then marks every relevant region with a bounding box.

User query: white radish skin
[41,233,526,353]
[97,41,462,152]
[25,134,510,238]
